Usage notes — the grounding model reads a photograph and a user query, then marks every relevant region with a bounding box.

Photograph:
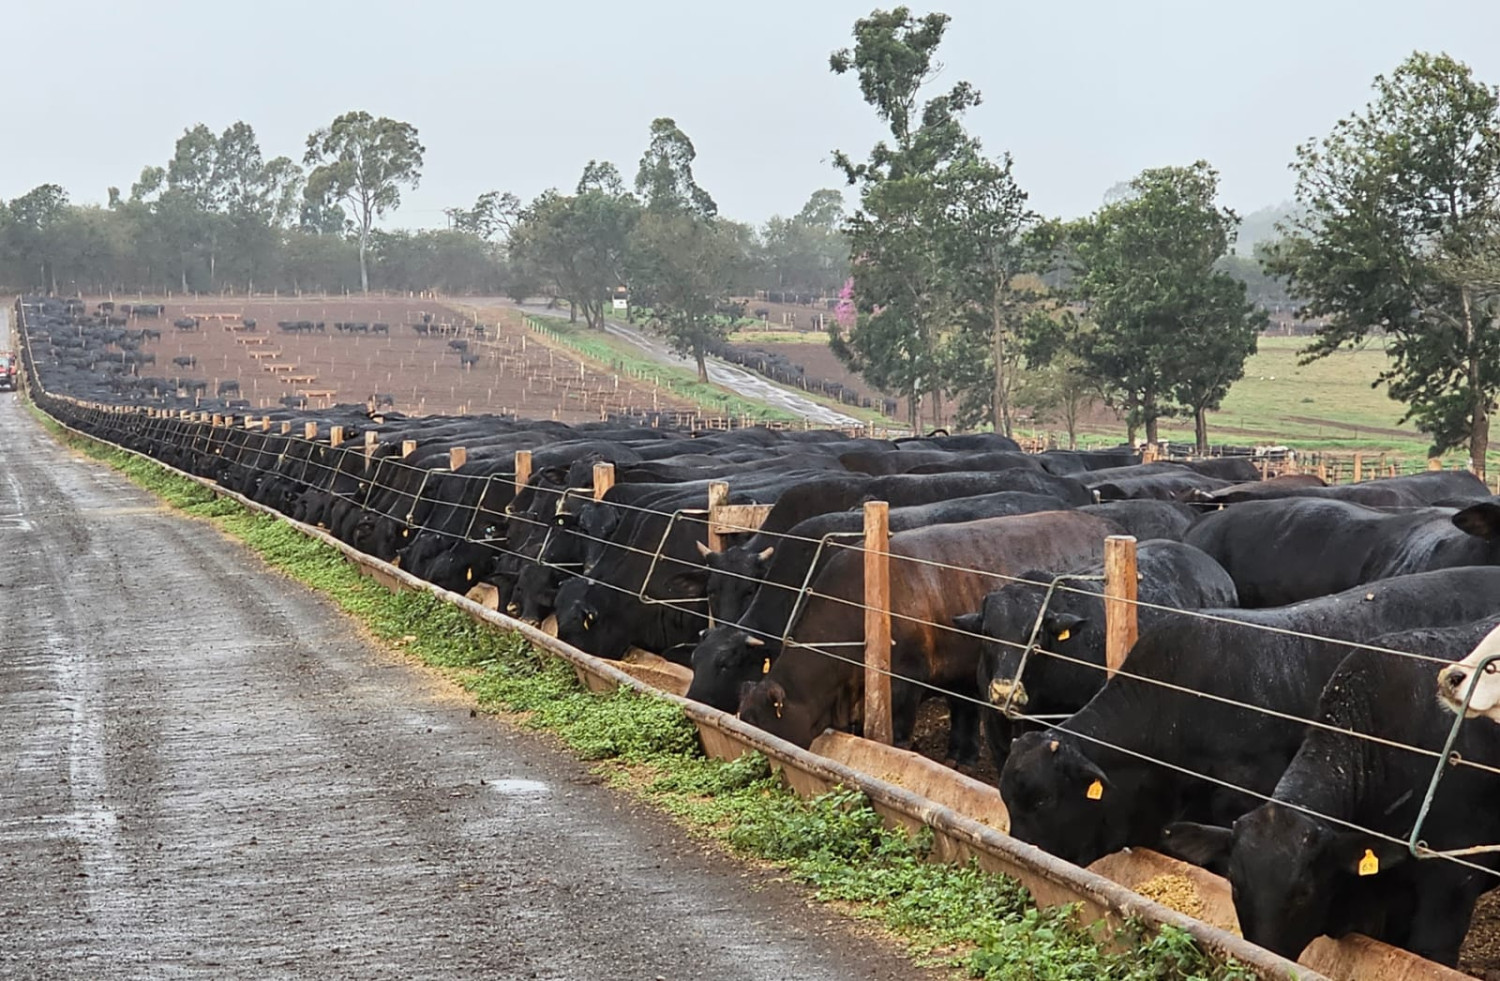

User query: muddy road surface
[0,389,933,976]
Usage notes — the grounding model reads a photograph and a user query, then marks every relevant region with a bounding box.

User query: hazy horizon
[9,0,1500,230]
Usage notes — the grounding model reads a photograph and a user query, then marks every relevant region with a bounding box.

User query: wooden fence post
[280,421,292,435]
[1104,535,1139,679]
[303,422,317,440]
[329,425,344,447]
[593,462,615,500]
[514,449,532,491]
[863,500,892,745]
[449,446,468,470]
[402,439,417,458]
[364,429,378,459]
[1353,452,1364,483]
[1429,457,1443,471]
[707,481,730,552]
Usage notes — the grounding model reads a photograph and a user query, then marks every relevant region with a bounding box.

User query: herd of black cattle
[19,295,1500,969]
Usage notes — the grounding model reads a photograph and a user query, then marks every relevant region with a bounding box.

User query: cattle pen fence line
[36,391,1500,886]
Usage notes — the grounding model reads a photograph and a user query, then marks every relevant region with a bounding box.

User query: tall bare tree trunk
[358,229,370,294]
[992,297,1010,437]
[1195,405,1209,456]
[1464,288,1489,478]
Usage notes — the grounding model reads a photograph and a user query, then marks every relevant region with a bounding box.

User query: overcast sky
[8,0,1500,229]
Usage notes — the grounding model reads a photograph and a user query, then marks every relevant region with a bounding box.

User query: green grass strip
[38,414,1254,981]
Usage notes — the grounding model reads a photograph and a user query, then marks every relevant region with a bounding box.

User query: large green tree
[3,184,70,294]
[1069,162,1263,450]
[634,118,717,218]
[509,162,639,328]
[1268,52,1500,472]
[828,7,995,431]
[627,120,742,380]
[760,189,849,296]
[304,111,424,293]
[939,148,1044,434]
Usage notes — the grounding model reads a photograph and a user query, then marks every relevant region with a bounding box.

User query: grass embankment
[519,315,801,425]
[522,313,898,429]
[41,417,1252,980]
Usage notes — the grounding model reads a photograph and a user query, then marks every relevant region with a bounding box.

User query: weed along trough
[30,290,1500,980]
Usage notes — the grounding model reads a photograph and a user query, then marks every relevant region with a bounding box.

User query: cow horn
[757,546,775,562]
[745,636,765,647]
[695,540,713,558]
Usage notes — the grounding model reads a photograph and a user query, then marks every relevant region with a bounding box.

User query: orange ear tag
[762,658,771,674]
[1358,849,1379,876]
[1056,629,1071,642]
[1086,780,1104,801]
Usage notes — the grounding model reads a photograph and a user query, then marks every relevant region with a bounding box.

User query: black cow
[1076,500,1198,541]
[1185,498,1500,606]
[959,540,1237,767]
[1163,619,1500,965]
[1186,470,1489,509]
[999,566,1500,870]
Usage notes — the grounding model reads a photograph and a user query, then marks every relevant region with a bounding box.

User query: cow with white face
[1437,622,1500,720]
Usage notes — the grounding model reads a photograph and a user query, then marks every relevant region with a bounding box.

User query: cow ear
[1160,822,1233,875]
[1044,612,1087,641]
[952,612,983,634]
[1056,740,1111,792]
[1330,833,1408,877]
[540,466,567,483]
[1453,502,1500,540]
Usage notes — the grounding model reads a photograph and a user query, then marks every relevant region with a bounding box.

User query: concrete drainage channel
[34,403,1472,981]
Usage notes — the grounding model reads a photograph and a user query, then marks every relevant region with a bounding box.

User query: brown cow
[738,511,1120,763]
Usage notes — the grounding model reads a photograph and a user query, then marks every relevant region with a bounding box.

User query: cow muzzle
[987,678,1029,714]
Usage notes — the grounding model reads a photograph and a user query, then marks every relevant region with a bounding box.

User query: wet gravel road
[0,341,933,976]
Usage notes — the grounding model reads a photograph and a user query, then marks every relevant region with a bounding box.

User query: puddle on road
[487,778,549,796]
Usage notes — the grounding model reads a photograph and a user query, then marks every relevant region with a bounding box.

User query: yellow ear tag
[1056,629,1071,642]
[465,568,473,582]
[762,657,772,674]
[1086,779,1104,801]
[774,702,783,719]
[1358,849,1379,876]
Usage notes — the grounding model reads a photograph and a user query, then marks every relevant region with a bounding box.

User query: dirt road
[0,329,931,977]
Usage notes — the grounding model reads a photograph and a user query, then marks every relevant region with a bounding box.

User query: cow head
[1164,806,1409,961]
[966,577,1101,750]
[512,563,564,624]
[553,579,627,660]
[1437,621,1500,720]
[999,730,1122,867]
[738,677,815,748]
[698,542,776,626]
[687,626,775,712]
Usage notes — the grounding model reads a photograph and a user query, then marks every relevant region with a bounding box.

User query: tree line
[6,9,1498,467]
[826,9,1500,470]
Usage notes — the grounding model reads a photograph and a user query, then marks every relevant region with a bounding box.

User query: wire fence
[16,295,1500,894]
